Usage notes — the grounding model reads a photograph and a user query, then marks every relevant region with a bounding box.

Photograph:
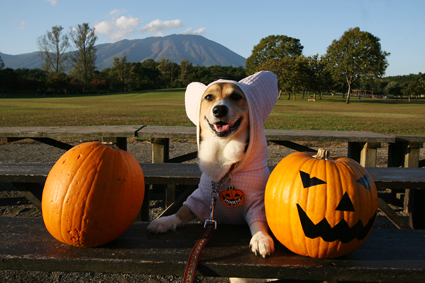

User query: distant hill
[0,34,246,71]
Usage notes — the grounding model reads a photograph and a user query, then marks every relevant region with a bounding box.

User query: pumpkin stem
[313,148,333,160]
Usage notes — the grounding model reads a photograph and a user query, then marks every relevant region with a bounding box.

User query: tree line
[0,56,246,95]
[0,25,424,102]
[246,28,423,103]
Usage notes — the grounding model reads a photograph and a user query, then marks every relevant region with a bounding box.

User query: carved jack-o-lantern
[219,187,244,207]
[265,149,378,258]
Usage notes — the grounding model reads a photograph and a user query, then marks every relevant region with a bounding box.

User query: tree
[0,56,4,70]
[180,58,193,86]
[110,56,131,92]
[325,27,390,104]
[157,58,179,88]
[37,25,70,74]
[306,55,333,100]
[245,35,303,75]
[69,23,97,93]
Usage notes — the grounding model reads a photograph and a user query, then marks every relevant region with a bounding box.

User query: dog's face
[199,83,249,141]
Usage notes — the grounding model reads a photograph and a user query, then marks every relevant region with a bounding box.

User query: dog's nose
[213,105,228,118]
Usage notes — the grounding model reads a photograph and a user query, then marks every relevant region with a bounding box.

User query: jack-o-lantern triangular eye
[357,174,372,190]
[300,171,326,188]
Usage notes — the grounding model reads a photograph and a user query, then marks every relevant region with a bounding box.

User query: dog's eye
[204,94,214,101]
[230,93,242,101]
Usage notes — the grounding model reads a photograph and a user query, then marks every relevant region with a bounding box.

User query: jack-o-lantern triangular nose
[336,192,355,212]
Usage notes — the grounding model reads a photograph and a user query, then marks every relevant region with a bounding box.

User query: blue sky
[1,0,424,76]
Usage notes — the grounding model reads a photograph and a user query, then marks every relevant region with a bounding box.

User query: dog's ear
[185,82,207,126]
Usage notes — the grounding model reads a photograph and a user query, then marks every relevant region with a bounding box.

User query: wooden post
[348,142,380,167]
[347,142,363,164]
[360,142,380,167]
[136,184,150,222]
[115,137,127,151]
[101,137,127,151]
[151,138,169,163]
[151,138,173,211]
[389,139,425,229]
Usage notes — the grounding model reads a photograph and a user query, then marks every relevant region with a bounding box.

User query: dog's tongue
[215,123,229,132]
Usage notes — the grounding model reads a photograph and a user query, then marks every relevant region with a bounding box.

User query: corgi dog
[148,72,278,260]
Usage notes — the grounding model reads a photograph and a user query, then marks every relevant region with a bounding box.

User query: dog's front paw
[147,215,182,233]
[249,231,275,258]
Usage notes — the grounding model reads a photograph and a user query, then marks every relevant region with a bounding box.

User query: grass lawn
[1,90,424,136]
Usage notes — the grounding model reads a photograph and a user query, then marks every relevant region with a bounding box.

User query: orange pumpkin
[265,149,378,258]
[42,141,145,247]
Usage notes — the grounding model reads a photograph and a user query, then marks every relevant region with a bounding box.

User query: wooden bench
[0,125,396,167]
[1,216,425,282]
[135,126,396,167]
[0,125,143,151]
[1,162,423,228]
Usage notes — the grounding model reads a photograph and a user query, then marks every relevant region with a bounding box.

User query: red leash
[182,222,216,283]
[183,166,236,283]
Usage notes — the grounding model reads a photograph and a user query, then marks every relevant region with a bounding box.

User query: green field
[1,90,424,135]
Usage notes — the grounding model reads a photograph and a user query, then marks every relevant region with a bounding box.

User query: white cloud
[44,0,58,6]
[109,9,126,20]
[140,19,183,35]
[18,21,25,30]
[95,10,204,41]
[95,14,140,41]
[180,27,206,35]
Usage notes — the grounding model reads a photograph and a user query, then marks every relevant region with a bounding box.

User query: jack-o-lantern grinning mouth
[207,118,242,138]
[221,194,242,206]
[219,187,244,207]
[296,204,377,243]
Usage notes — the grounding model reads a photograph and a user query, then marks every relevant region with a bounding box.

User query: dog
[147,71,279,259]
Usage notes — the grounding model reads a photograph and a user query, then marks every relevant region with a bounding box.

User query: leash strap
[182,164,237,283]
[182,223,215,283]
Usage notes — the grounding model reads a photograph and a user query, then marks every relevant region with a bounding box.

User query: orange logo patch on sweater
[219,187,244,207]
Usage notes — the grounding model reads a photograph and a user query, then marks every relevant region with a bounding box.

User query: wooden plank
[1,217,425,282]
[17,125,391,144]
[378,198,412,229]
[0,164,424,189]
[365,167,425,189]
[0,163,202,185]
[396,135,425,143]
[135,126,196,140]
[263,129,395,143]
[0,125,142,138]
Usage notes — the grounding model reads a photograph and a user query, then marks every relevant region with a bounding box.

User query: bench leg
[389,141,424,228]
[12,183,43,211]
[150,138,175,217]
[165,184,175,208]
[389,141,422,168]
[151,138,169,163]
[136,184,150,222]
[348,142,380,167]
[408,190,425,229]
[101,137,127,151]
[158,185,197,218]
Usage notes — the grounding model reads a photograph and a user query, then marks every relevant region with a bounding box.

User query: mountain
[0,52,42,70]
[0,34,246,71]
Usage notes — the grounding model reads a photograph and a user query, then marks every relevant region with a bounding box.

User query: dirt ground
[0,139,421,282]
